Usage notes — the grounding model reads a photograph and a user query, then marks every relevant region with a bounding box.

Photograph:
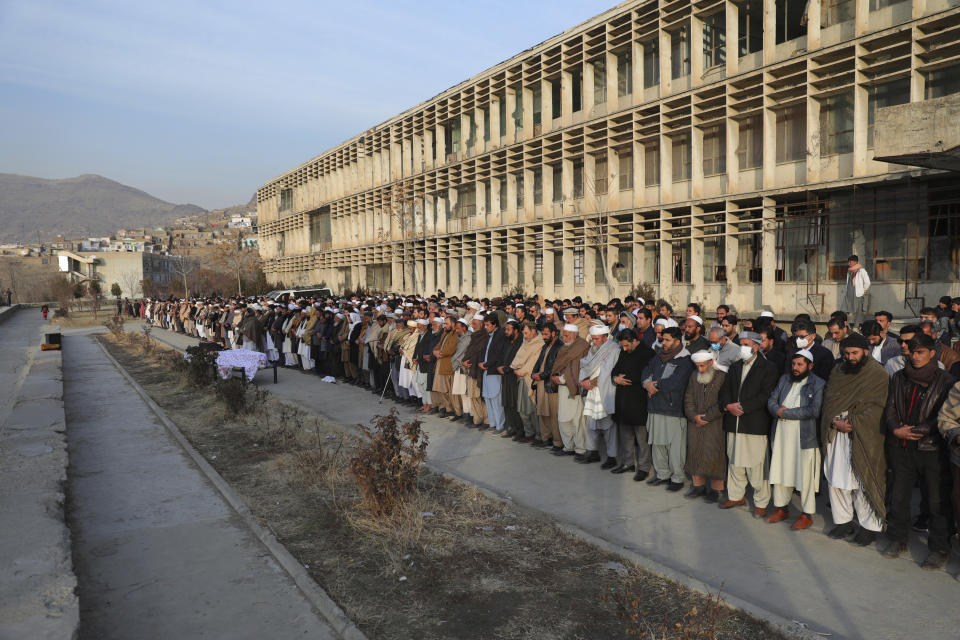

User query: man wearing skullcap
[577,324,621,465]
[551,324,591,456]
[820,333,889,546]
[683,350,727,501]
[765,349,826,529]
[683,315,710,353]
[718,331,779,516]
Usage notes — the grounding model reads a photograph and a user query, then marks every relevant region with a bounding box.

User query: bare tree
[212,242,259,297]
[169,254,200,298]
[118,270,142,300]
[377,181,423,293]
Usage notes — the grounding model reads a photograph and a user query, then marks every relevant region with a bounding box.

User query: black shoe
[576,452,600,464]
[666,481,684,492]
[437,409,447,418]
[534,440,553,449]
[511,433,524,441]
[446,413,460,421]
[563,449,576,456]
[573,453,585,462]
[646,476,667,486]
[632,469,649,482]
[600,459,617,470]
[550,445,565,454]
[684,485,707,499]
[611,464,635,475]
[851,528,877,547]
[882,541,907,559]
[913,515,930,533]
[921,550,949,571]
[828,522,856,539]
[703,489,720,503]
[500,429,514,438]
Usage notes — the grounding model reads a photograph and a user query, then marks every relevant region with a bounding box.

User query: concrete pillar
[726,115,739,193]
[543,165,554,215]
[562,157,574,206]
[506,172,518,225]
[424,130,434,170]
[853,78,868,176]
[435,124,446,166]
[806,96,821,184]
[461,112,471,156]
[523,167,535,221]
[691,127,705,199]
[807,0,822,51]
[763,0,776,65]
[606,50,618,109]
[659,236,673,304]
[561,69,573,127]
[584,243,597,289]
[490,96,502,147]
[491,251,503,292]
[505,89,517,145]
[477,254,488,297]
[690,207,704,303]
[544,248,556,297]
[762,106,776,189]
[476,181,487,220]
[540,78,553,131]
[724,213,740,298]
[659,28,673,97]
[761,197,776,304]
[425,258,436,294]
[412,133,423,174]
[391,256,403,290]
[633,140,645,207]
[631,38,643,104]
[855,0,869,36]
[475,107,486,154]
[726,1,739,78]
[608,147,621,210]
[584,154,596,212]
[491,177,502,216]
[660,133,673,203]
[691,14,704,88]
[583,62,595,115]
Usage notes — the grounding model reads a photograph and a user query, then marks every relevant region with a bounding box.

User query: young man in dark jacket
[882,333,955,569]
[718,331,779,517]
[611,328,656,479]
[531,323,563,450]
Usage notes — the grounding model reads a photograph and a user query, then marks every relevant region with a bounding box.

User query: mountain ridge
[0,173,210,243]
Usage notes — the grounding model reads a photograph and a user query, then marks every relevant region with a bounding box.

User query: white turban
[467,300,481,310]
[432,316,442,323]
[563,324,579,333]
[689,315,703,326]
[406,320,417,328]
[544,308,554,315]
[589,325,610,336]
[691,350,715,363]
[474,314,484,321]
[416,318,429,325]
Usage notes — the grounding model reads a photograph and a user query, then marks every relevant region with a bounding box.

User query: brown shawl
[819,358,890,520]
[551,337,590,399]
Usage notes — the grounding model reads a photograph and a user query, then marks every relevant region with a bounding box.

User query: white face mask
[618,323,628,331]
[796,337,810,349]
[740,345,755,360]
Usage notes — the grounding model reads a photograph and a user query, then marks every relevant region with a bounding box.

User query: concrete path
[63,332,338,640]
[150,326,960,640]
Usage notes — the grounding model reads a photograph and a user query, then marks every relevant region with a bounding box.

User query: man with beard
[707,326,740,372]
[431,315,460,419]
[787,318,834,382]
[683,351,727,501]
[479,315,509,434]
[531,323,563,450]
[461,315,490,428]
[498,320,525,439]
[238,306,265,353]
[510,321,545,443]
[820,334,890,546]
[683,315,710,354]
[719,332,778,517]
[635,308,657,347]
[551,325,591,457]
[882,333,955,569]
[577,325,621,466]
[611,328,656,478]
[642,326,695,490]
[765,350,826,530]
[447,318,472,422]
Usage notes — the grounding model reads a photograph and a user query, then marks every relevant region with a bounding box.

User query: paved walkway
[63,332,338,640]
[150,326,960,640]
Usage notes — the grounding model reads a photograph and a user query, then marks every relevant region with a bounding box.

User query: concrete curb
[0,333,79,640]
[0,304,20,325]
[142,331,822,638]
[94,337,368,640]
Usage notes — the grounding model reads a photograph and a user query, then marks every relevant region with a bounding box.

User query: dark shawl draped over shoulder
[819,358,890,519]
[551,337,590,399]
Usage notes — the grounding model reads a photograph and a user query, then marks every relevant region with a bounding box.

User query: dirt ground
[49,309,119,328]
[98,333,787,640]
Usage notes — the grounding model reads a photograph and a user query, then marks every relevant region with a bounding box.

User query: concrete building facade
[58,251,174,293]
[257,0,960,317]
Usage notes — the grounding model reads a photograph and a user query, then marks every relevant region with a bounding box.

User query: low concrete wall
[0,343,79,639]
[0,304,21,325]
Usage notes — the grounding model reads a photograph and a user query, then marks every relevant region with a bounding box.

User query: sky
[0,0,611,210]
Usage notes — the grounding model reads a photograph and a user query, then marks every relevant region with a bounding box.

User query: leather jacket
[885,367,955,451]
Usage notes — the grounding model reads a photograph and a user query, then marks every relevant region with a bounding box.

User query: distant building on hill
[57,250,173,292]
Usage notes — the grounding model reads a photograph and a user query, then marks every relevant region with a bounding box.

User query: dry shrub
[349,408,428,516]
[603,579,729,639]
[183,343,220,387]
[104,315,125,337]
[250,403,304,447]
[215,376,268,418]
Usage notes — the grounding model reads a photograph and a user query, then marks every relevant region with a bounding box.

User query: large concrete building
[257,0,960,317]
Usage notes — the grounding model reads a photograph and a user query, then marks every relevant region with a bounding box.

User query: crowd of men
[135,289,960,573]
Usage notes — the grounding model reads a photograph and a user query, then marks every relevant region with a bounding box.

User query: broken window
[703,13,726,70]
[643,40,659,88]
[672,240,691,283]
[822,0,855,27]
[820,91,854,155]
[573,241,585,285]
[703,235,727,282]
[775,0,808,45]
[499,177,507,210]
[512,87,523,132]
[737,114,763,168]
[671,27,690,79]
[738,1,763,56]
[279,188,293,212]
[775,104,806,162]
[446,118,461,154]
[620,151,634,190]
[702,125,726,176]
[499,96,507,137]
[617,50,632,96]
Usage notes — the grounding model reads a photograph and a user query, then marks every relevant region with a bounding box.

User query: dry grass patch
[98,331,789,640]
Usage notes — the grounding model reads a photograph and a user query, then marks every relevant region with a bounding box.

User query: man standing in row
[611,328,655,479]
[820,334,889,546]
[578,325,620,465]
[643,326,694,490]
[532,324,563,450]
[552,325,590,457]
[719,332,778,517]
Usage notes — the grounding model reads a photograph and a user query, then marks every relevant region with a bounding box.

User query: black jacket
[764,348,786,373]
[480,329,509,378]
[786,339,835,382]
[501,334,523,375]
[533,339,562,393]
[612,342,655,424]
[719,354,779,436]
[885,367,955,451]
[414,330,439,374]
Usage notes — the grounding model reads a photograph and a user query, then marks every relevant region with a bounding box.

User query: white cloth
[214,349,268,381]
[769,382,805,489]
[823,431,857,491]
[852,268,870,297]
[829,485,883,531]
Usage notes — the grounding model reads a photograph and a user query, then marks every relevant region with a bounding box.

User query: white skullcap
[691,350,715,363]
[313,302,322,308]
[589,325,610,336]
[516,303,524,307]
[795,348,814,363]
[563,324,579,333]
[689,315,703,326]
[637,297,645,305]
[361,304,368,309]
[406,320,417,328]
[432,316,442,323]
[473,314,484,321]
[655,318,669,327]
[760,311,774,318]
[457,318,469,326]
[544,308,554,315]
[404,302,414,307]
[665,319,679,328]
[416,318,429,325]
[467,300,481,310]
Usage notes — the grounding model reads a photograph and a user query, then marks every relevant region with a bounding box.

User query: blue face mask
[618,323,628,331]
[710,342,722,351]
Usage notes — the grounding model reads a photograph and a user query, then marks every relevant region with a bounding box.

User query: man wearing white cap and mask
[718,331,779,516]
[683,349,727,501]
[577,324,621,465]
[765,348,826,530]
